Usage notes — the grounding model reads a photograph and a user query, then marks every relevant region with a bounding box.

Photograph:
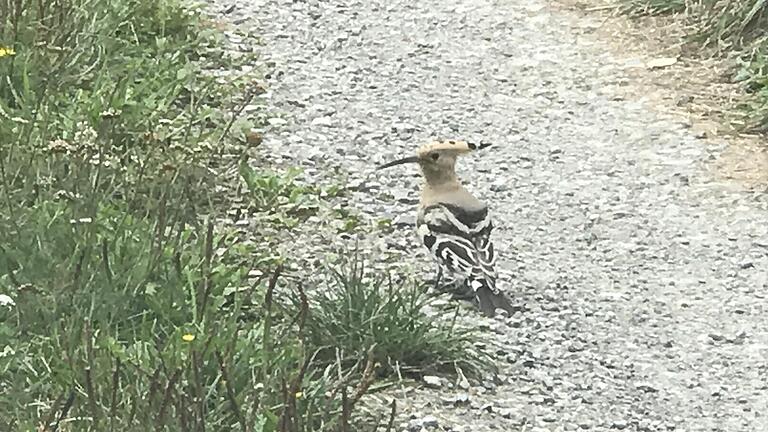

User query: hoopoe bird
[378,140,515,317]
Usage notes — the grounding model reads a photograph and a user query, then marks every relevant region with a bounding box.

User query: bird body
[379,140,515,317]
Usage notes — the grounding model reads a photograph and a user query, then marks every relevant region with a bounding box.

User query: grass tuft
[303,254,494,379]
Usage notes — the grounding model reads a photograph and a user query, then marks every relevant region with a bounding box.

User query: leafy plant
[239,164,316,212]
[303,254,494,378]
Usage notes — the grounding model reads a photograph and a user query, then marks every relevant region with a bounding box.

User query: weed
[239,164,317,214]
[302,253,494,379]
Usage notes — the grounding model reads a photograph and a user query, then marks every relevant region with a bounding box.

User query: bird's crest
[417,139,491,156]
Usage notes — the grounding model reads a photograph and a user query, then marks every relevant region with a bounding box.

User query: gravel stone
[422,375,442,388]
[210,0,768,430]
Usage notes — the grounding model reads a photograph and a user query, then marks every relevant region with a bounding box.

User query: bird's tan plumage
[379,139,514,317]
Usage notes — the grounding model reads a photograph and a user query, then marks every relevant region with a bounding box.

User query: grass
[303,255,493,378]
[616,0,768,131]
[0,0,491,430]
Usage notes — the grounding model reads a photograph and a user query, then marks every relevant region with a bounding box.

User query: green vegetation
[304,256,492,377]
[617,0,768,131]
[0,0,489,430]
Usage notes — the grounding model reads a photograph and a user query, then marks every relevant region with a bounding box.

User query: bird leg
[433,267,443,292]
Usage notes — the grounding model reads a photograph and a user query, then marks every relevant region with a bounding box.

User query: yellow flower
[0,46,15,58]
[295,392,303,399]
[182,333,195,342]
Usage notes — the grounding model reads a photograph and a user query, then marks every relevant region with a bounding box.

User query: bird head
[377,140,490,175]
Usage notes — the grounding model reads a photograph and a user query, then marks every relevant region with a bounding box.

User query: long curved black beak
[377,155,419,170]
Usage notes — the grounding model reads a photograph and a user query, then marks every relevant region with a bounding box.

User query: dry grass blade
[351,345,377,407]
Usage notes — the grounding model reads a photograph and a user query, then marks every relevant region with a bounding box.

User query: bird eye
[430,153,439,161]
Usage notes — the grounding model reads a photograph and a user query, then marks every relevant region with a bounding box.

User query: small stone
[635,382,658,393]
[353,180,379,192]
[311,116,334,127]
[267,117,287,126]
[490,180,509,192]
[393,191,419,205]
[612,419,629,429]
[709,333,725,342]
[423,375,442,388]
[674,95,693,106]
[421,415,439,428]
[479,403,494,413]
[452,393,471,406]
[391,122,416,133]
[393,213,416,227]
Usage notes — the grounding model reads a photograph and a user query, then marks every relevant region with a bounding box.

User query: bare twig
[261,266,282,380]
[384,399,397,432]
[72,249,86,287]
[101,238,113,283]
[50,390,76,432]
[216,350,248,432]
[340,387,350,432]
[351,345,377,407]
[191,349,206,431]
[84,322,99,431]
[108,358,121,432]
[215,82,263,149]
[155,368,181,430]
[277,378,292,432]
[198,218,215,320]
[172,219,186,278]
[295,283,309,333]
[337,346,378,432]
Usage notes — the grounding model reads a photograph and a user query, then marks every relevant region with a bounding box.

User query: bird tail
[472,279,515,317]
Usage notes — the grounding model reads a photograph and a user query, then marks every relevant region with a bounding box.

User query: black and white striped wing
[417,203,498,289]
[470,216,498,285]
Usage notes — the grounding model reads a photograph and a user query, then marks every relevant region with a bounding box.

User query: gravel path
[214,0,768,430]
